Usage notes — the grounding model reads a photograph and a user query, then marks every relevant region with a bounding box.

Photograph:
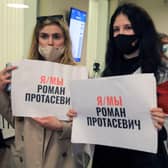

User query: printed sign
[70,74,158,153]
[11,59,88,120]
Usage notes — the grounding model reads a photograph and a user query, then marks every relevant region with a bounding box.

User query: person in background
[157,33,168,112]
[68,3,168,168]
[158,32,168,154]
[160,33,168,45]
[0,16,89,168]
[159,32,168,69]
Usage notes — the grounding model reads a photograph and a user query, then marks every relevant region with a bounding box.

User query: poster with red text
[11,59,88,120]
[70,74,158,153]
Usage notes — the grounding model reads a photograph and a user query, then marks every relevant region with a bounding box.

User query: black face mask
[114,34,139,55]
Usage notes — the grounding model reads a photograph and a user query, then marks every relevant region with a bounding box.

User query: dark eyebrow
[39,32,49,36]
[39,32,48,34]
[39,32,63,36]
[52,33,63,36]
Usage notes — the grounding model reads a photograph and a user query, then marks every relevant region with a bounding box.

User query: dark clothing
[92,128,168,168]
[103,56,143,78]
[0,130,15,168]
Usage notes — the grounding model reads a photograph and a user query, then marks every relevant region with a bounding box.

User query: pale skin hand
[150,107,166,130]
[67,109,77,121]
[0,66,17,91]
[67,108,165,130]
[32,116,64,130]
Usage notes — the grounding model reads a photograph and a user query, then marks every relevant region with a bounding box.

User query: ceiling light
[7,3,29,9]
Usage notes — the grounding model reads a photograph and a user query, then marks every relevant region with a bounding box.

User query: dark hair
[36,15,64,23]
[102,3,161,78]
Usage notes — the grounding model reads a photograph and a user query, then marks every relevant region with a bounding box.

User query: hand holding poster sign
[11,59,88,120]
[70,74,158,153]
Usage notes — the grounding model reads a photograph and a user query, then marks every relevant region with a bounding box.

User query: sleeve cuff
[57,121,72,139]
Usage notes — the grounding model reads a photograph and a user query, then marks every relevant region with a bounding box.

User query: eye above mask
[162,44,168,52]
[162,44,168,58]
[38,45,65,61]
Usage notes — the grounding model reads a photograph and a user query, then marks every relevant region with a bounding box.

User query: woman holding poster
[0,16,88,168]
[68,3,168,168]
[91,3,168,168]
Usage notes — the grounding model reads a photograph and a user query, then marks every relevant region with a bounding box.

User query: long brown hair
[28,17,75,65]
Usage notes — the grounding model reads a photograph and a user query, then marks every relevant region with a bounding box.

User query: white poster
[11,59,88,120]
[70,74,158,153]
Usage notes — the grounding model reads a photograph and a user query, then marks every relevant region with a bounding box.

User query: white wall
[0,0,37,68]
[86,0,109,77]
[24,0,37,58]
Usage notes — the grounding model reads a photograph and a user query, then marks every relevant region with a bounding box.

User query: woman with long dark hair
[92,3,168,168]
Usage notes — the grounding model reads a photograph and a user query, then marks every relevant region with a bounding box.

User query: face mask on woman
[114,34,139,55]
[38,45,65,61]
[162,44,168,58]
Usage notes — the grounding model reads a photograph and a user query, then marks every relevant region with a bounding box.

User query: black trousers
[92,129,168,168]
[0,129,15,168]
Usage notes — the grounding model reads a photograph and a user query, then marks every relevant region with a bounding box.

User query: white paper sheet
[70,74,158,153]
[11,59,88,120]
